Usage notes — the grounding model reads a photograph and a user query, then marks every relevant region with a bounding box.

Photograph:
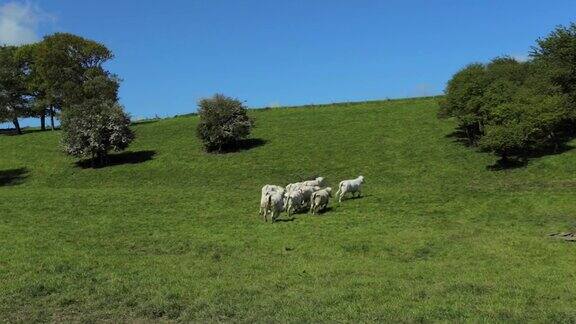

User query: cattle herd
[259,176,365,222]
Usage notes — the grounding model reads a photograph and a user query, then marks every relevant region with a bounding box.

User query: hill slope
[1,97,576,321]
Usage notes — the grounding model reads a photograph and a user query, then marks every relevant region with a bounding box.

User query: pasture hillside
[1,97,576,321]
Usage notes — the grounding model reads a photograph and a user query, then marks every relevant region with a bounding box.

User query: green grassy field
[1,97,576,322]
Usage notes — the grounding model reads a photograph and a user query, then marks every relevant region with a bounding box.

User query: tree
[0,46,31,134]
[531,23,576,99]
[438,63,489,144]
[196,94,253,152]
[485,57,528,85]
[77,68,120,104]
[479,95,569,161]
[440,22,576,165]
[26,33,115,130]
[61,99,134,166]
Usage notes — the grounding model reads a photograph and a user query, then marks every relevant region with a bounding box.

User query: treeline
[0,31,255,165]
[439,23,576,162]
[0,33,133,165]
[1,33,118,132]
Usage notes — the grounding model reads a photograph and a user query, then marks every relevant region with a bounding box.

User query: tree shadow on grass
[0,168,29,186]
[445,127,576,171]
[218,138,268,153]
[528,143,575,159]
[0,128,20,136]
[1,128,40,136]
[487,144,575,171]
[487,159,528,171]
[0,128,61,136]
[445,127,476,147]
[76,150,156,169]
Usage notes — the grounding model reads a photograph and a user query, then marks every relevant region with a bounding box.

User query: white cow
[336,176,365,202]
[286,177,325,193]
[285,189,304,216]
[262,184,283,196]
[299,185,321,207]
[260,185,284,217]
[263,190,286,222]
[285,182,303,194]
[301,177,325,187]
[310,187,332,215]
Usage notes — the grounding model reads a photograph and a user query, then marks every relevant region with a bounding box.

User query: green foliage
[442,22,576,161]
[80,68,120,104]
[439,63,487,120]
[60,100,134,165]
[478,102,532,158]
[33,32,114,105]
[438,63,489,142]
[2,98,576,321]
[0,45,32,134]
[531,23,576,98]
[13,33,117,130]
[196,94,253,152]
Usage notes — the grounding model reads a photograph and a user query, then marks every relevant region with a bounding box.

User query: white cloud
[0,2,53,46]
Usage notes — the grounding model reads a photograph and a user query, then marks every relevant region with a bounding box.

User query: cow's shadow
[312,206,334,215]
[338,194,367,202]
[274,217,297,223]
[288,208,311,216]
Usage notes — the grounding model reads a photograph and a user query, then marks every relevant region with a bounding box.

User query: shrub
[61,100,134,165]
[438,63,489,143]
[442,56,573,161]
[441,23,576,163]
[196,94,253,152]
[479,95,569,159]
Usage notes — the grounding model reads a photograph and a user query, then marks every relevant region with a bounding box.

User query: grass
[1,97,576,322]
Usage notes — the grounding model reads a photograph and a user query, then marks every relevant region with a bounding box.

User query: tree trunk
[40,110,46,131]
[465,126,472,146]
[50,107,55,131]
[12,118,21,135]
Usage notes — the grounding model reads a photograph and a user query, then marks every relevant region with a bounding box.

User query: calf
[285,182,303,194]
[310,187,332,215]
[263,190,286,222]
[336,176,365,202]
[301,177,325,187]
[285,189,304,216]
[260,185,284,217]
[299,185,321,207]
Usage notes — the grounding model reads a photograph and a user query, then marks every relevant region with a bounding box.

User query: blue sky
[1,0,576,121]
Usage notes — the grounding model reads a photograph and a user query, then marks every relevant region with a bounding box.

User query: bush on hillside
[438,63,489,143]
[440,22,576,163]
[196,94,253,152]
[61,99,134,166]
